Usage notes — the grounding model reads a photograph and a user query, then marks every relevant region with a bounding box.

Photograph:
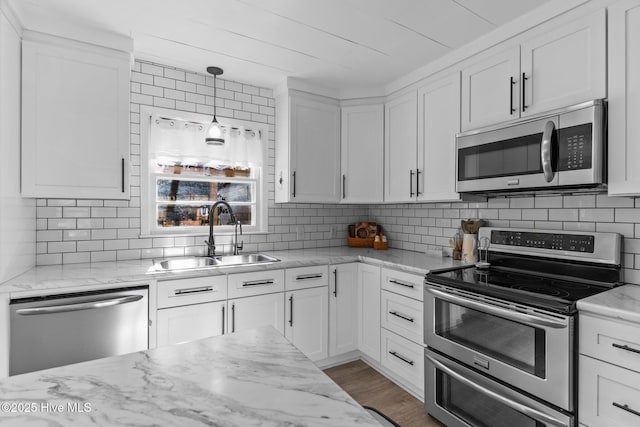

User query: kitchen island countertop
[0,326,381,426]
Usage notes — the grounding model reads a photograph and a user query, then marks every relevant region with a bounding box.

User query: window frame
[140,106,268,237]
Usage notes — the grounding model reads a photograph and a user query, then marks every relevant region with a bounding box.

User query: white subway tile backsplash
[534,196,563,208]
[37,254,62,265]
[615,208,640,223]
[37,207,62,218]
[48,241,77,253]
[63,230,91,241]
[91,251,116,262]
[77,240,103,252]
[63,252,90,264]
[579,208,614,222]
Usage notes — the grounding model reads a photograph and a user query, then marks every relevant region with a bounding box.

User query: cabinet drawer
[579,355,640,427]
[228,269,285,299]
[381,268,423,301]
[157,276,227,309]
[580,314,640,373]
[381,328,424,395]
[381,290,423,344]
[285,265,329,291]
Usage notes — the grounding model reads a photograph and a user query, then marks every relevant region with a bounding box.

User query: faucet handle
[237,240,244,252]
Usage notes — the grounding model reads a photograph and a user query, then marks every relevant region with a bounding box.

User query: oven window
[458,133,543,181]
[436,371,545,427]
[435,300,546,378]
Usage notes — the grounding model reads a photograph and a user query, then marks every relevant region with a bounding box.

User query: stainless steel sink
[213,253,280,266]
[154,253,279,271]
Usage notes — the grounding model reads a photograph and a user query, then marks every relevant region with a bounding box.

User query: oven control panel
[490,231,595,253]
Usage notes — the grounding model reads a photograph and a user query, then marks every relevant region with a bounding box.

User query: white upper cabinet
[340,104,384,203]
[607,0,640,196]
[21,31,130,199]
[520,9,606,117]
[275,91,340,203]
[461,47,520,131]
[417,72,461,202]
[384,91,417,203]
[461,9,605,131]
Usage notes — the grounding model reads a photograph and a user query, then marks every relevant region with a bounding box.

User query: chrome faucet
[203,201,243,257]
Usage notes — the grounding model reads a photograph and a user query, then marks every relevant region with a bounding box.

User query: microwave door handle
[426,288,567,329]
[541,120,555,183]
[426,353,568,427]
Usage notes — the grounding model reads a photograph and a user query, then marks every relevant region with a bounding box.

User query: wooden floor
[324,360,444,427]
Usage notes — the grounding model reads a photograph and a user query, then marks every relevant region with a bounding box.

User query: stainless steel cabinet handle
[221,305,225,335]
[288,295,294,327]
[292,171,296,198]
[231,303,235,333]
[541,120,555,183]
[409,170,415,197]
[295,274,323,281]
[416,169,422,196]
[342,174,346,199]
[426,353,567,427]
[389,351,414,366]
[612,343,640,354]
[174,286,213,296]
[242,280,275,287]
[521,72,528,112]
[389,279,414,289]
[333,268,338,298]
[613,402,640,417]
[15,295,143,315]
[389,311,414,323]
[426,287,567,329]
[509,76,516,115]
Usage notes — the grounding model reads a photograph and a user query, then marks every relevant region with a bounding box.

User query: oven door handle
[426,353,568,427]
[426,288,567,329]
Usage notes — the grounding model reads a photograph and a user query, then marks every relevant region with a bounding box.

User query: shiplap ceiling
[10,0,550,90]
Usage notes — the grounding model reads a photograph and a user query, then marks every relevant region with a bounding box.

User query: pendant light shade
[205,66,224,145]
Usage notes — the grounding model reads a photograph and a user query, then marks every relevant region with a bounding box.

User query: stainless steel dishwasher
[9,286,148,376]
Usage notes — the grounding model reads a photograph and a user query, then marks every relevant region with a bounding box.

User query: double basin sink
[154,253,280,271]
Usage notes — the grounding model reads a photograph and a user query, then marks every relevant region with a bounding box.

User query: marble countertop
[0,327,381,426]
[0,246,458,297]
[577,284,640,324]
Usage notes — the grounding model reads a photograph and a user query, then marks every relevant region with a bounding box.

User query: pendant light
[205,66,224,145]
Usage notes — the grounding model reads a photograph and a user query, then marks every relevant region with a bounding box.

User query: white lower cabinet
[357,263,381,362]
[157,301,226,347]
[329,263,359,357]
[579,312,640,427]
[285,286,329,362]
[579,355,640,427]
[156,276,228,347]
[228,293,285,335]
[380,329,424,395]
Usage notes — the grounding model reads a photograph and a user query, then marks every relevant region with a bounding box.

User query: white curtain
[150,116,262,167]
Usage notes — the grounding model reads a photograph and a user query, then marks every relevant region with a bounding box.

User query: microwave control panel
[558,123,593,171]
[491,230,595,253]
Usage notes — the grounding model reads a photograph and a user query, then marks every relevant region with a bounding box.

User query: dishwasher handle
[15,294,144,316]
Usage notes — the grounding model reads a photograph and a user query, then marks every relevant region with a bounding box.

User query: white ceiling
[9,0,550,91]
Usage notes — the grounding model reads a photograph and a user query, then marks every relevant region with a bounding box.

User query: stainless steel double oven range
[424,227,621,427]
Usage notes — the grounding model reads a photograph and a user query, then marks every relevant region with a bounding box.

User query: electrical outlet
[329,225,337,238]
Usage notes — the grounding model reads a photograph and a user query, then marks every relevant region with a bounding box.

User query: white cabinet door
[157,301,226,347]
[289,95,341,202]
[21,32,130,199]
[461,47,520,131]
[608,0,640,196]
[329,263,358,357]
[384,91,417,203]
[580,355,640,427]
[520,9,606,117]
[357,263,381,362]
[417,72,461,202]
[285,286,328,361]
[340,104,384,203]
[228,293,285,335]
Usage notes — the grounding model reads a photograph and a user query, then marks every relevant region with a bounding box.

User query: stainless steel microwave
[456,100,605,193]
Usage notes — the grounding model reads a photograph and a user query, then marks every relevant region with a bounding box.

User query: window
[140,107,267,236]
